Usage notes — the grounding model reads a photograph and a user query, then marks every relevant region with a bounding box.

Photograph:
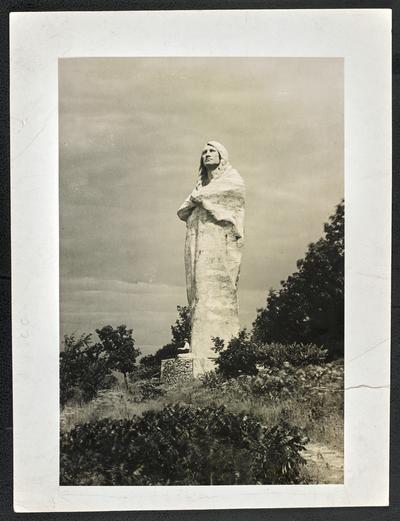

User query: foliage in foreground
[60,404,308,486]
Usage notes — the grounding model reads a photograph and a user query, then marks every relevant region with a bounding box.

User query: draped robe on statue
[177,153,245,360]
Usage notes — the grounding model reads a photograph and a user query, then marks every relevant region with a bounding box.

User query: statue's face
[201,145,220,169]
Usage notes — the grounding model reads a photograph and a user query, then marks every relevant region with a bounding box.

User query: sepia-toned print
[59,57,344,486]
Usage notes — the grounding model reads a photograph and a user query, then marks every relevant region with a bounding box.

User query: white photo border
[10,9,391,512]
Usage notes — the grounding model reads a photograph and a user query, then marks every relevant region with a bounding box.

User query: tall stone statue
[177,141,245,374]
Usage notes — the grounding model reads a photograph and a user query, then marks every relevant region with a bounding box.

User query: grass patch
[61,361,343,448]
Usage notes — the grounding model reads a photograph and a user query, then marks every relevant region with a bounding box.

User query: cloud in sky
[59,57,343,352]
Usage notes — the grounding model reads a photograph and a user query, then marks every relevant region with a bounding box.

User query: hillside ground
[61,360,344,484]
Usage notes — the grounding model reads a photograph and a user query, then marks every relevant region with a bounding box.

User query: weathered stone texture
[160,358,194,385]
[160,357,217,383]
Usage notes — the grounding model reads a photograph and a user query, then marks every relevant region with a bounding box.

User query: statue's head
[201,144,220,170]
[199,140,229,184]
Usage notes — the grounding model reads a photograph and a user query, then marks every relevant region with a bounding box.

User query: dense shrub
[251,362,342,403]
[202,361,343,404]
[200,370,225,390]
[60,326,140,406]
[212,331,261,378]
[258,343,328,369]
[60,334,116,405]
[213,331,328,379]
[60,404,307,485]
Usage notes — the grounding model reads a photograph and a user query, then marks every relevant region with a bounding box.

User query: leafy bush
[202,361,343,404]
[60,334,116,406]
[199,361,343,449]
[213,331,328,379]
[212,330,261,378]
[60,404,307,485]
[200,370,225,390]
[258,343,328,369]
[251,362,342,402]
[60,326,140,406]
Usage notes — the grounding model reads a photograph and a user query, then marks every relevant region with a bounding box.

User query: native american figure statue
[177,141,245,369]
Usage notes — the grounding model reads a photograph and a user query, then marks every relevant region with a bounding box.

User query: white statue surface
[177,141,245,367]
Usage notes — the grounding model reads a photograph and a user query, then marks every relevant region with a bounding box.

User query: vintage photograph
[59,57,344,486]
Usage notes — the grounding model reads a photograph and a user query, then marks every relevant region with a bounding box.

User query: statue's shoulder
[226,167,244,187]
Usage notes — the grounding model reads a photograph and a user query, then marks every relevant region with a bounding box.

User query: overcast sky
[59,57,343,355]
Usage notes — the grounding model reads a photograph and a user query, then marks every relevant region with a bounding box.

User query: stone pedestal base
[160,358,193,385]
[160,357,216,385]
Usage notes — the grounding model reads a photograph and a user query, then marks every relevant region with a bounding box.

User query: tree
[252,200,344,358]
[171,305,191,346]
[60,333,116,406]
[96,325,141,390]
[60,325,140,404]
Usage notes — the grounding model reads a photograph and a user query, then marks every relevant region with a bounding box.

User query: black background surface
[1,1,398,519]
